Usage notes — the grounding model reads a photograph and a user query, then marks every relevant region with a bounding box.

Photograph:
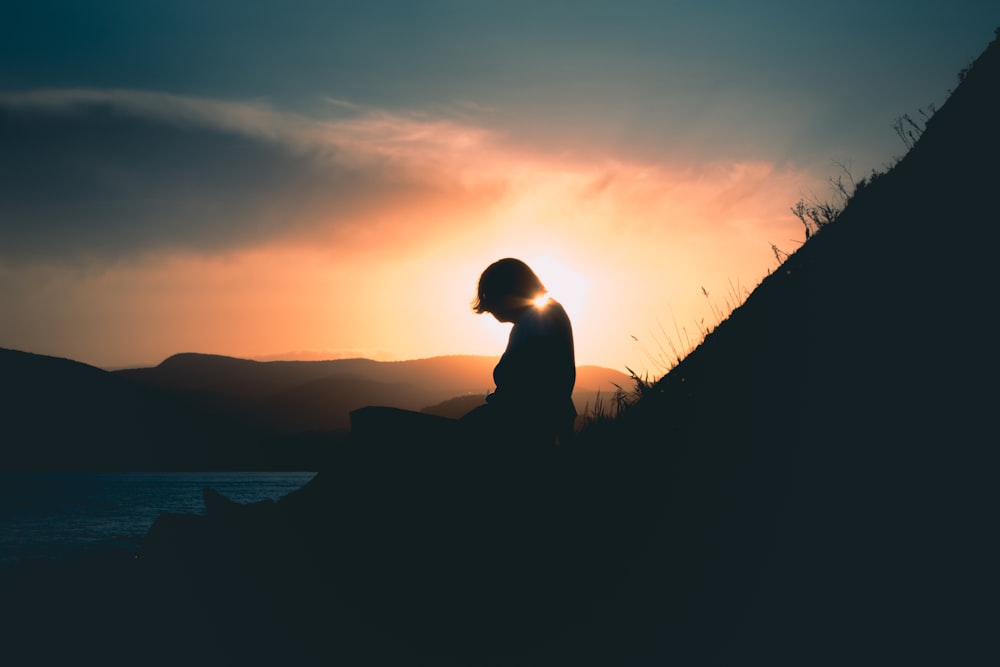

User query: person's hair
[472,258,546,314]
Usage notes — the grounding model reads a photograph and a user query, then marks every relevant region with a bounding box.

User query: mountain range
[0,348,629,470]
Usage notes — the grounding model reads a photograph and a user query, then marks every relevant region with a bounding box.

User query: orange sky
[3,4,994,376]
[0,105,812,374]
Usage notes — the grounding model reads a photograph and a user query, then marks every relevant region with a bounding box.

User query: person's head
[473,258,546,321]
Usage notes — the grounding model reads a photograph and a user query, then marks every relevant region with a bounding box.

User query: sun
[526,255,589,320]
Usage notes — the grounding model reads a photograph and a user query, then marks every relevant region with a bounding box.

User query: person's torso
[491,300,576,415]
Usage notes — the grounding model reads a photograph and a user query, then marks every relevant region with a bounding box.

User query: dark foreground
[1,434,675,666]
[2,420,990,667]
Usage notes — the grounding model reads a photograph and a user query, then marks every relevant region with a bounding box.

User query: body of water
[0,472,316,566]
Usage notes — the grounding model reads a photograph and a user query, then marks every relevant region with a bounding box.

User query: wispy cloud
[1,87,815,265]
[0,88,509,262]
[0,89,316,147]
[0,88,501,171]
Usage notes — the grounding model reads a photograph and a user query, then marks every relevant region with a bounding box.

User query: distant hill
[0,348,156,470]
[1,349,630,470]
[0,348,284,471]
[116,352,629,430]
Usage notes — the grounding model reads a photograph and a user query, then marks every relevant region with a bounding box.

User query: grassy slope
[575,30,1000,665]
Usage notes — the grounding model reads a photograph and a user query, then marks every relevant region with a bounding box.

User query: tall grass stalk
[581,284,744,431]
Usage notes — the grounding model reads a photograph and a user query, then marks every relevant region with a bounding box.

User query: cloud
[0,89,503,263]
[0,87,817,311]
[0,88,824,372]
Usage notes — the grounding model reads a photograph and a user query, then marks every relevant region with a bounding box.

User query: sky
[2,1,997,375]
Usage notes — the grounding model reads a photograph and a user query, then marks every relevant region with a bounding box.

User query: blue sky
[1,1,997,371]
[5,1,993,163]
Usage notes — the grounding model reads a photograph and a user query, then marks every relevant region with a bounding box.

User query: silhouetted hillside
[0,348,287,470]
[1,348,152,469]
[597,29,1000,664]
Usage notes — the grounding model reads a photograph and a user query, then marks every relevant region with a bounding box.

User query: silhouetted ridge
[127,352,382,400]
[1,348,155,468]
[606,30,999,665]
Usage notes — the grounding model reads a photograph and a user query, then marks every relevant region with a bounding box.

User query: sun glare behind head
[525,256,589,321]
[532,293,550,309]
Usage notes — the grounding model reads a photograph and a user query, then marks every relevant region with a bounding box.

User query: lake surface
[0,472,316,566]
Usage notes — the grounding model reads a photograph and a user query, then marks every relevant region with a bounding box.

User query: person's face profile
[488,295,523,323]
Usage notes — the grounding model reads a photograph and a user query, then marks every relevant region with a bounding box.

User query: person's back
[485,297,575,441]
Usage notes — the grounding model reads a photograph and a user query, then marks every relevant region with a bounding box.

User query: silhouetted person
[460,258,577,445]
[350,258,576,446]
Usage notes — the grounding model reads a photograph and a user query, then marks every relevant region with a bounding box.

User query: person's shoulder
[529,300,572,337]
[515,299,571,332]
[548,298,569,316]
[544,299,572,325]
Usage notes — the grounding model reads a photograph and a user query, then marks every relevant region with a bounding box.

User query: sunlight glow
[0,97,813,374]
[525,255,590,325]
